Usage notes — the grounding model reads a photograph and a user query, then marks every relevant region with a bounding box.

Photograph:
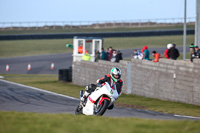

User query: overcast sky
[0,0,196,22]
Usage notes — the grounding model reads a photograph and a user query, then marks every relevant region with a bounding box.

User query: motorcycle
[75,82,119,116]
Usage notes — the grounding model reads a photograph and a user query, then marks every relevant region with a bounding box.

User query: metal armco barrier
[0,29,194,40]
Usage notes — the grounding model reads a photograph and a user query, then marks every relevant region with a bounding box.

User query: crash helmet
[110,67,121,82]
[167,43,173,49]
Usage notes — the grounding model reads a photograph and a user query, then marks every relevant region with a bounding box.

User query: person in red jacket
[141,48,145,59]
[152,51,161,62]
[141,46,148,59]
[164,43,173,59]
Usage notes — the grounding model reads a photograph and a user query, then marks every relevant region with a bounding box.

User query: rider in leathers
[81,67,123,110]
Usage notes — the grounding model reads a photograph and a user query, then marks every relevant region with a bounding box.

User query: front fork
[80,90,84,99]
[79,90,87,107]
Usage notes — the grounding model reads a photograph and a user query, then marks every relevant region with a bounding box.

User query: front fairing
[90,82,119,102]
[82,82,119,115]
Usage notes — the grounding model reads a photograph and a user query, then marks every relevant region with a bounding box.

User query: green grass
[1,74,200,117]
[104,35,194,50]
[0,35,195,58]
[0,39,73,58]
[0,111,200,133]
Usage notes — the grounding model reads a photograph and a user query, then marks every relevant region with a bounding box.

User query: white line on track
[174,115,200,120]
[0,79,79,101]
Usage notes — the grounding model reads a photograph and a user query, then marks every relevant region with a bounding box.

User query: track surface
[0,79,197,120]
[0,46,189,74]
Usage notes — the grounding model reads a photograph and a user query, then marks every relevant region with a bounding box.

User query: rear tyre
[94,99,110,116]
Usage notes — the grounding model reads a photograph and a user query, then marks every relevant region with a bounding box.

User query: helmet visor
[113,74,121,79]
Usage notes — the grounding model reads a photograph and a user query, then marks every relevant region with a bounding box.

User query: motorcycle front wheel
[94,99,110,116]
[75,105,83,115]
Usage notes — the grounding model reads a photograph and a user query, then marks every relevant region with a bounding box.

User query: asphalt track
[1,79,199,120]
[0,46,189,74]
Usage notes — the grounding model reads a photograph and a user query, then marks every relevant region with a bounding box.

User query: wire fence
[0,17,195,30]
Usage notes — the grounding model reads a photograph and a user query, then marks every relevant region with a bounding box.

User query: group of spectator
[97,43,200,63]
[132,44,180,62]
[131,45,161,62]
[98,47,123,63]
[132,43,200,63]
[131,46,151,60]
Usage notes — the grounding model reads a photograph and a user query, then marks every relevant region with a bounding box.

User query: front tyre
[94,99,110,116]
[75,105,83,115]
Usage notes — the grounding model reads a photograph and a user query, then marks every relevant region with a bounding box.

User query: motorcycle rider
[80,67,123,110]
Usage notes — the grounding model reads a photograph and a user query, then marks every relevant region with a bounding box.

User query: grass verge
[0,111,200,133]
[0,35,194,58]
[1,74,200,117]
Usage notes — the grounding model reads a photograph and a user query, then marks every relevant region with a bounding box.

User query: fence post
[127,62,132,94]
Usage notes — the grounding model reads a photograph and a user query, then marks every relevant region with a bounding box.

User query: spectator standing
[108,47,113,61]
[131,49,143,60]
[195,46,200,58]
[101,48,106,60]
[164,43,173,59]
[189,43,195,62]
[95,49,100,62]
[167,44,180,60]
[143,46,150,60]
[111,49,117,62]
[105,48,109,61]
[152,51,161,62]
[115,50,123,63]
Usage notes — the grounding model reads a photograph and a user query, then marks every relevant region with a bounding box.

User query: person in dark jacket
[108,47,113,61]
[167,44,180,60]
[189,43,195,62]
[95,49,100,62]
[101,48,106,60]
[105,48,109,61]
[115,50,123,63]
[143,46,150,60]
[195,46,200,58]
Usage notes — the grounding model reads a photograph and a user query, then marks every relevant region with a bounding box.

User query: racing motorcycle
[75,82,119,116]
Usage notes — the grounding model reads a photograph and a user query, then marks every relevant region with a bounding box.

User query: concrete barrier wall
[72,59,200,106]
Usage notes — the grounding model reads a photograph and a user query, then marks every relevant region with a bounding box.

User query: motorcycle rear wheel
[94,99,110,116]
